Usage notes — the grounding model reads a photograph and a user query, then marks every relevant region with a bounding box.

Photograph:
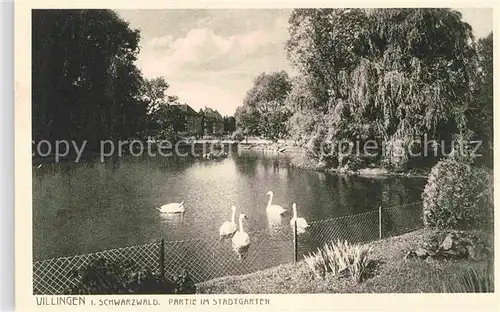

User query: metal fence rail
[33,202,423,295]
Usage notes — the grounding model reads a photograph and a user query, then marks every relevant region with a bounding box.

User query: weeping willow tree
[286,8,478,169]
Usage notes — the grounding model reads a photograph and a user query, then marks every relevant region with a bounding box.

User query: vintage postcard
[14,0,499,311]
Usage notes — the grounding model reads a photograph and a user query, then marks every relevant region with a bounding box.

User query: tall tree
[235,105,260,137]
[142,77,187,140]
[235,71,292,141]
[32,9,146,150]
[142,77,170,115]
[286,9,477,169]
[223,116,236,134]
[467,32,493,167]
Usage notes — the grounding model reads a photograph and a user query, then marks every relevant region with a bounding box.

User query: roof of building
[203,107,223,120]
[170,104,200,116]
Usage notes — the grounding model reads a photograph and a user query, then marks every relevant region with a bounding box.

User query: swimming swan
[156,202,185,214]
[219,205,238,238]
[290,203,309,233]
[232,213,250,258]
[265,191,286,215]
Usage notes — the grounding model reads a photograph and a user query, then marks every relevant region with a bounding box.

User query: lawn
[197,229,493,294]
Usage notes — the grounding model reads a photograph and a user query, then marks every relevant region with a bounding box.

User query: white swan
[156,201,185,214]
[290,203,309,234]
[219,205,238,238]
[232,213,250,259]
[265,191,286,215]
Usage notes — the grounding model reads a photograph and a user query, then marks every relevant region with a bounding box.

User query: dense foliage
[32,10,234,155]
[32,10,147,150]
[223,116,237,134]
[466,32,493,167]
[67,258,175,294]
[235,9,492,171]
[231,129,245,141]
[235,71,292,141]
[142,77,187,140]
[422,148,493,229]
[67,258,196,294]
[407,230,492,261]
[285,8,481,169]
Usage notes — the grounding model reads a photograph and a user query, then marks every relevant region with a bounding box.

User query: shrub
[422,156,493,230]
[66,258,196,294]
[339,154,367,171]
[406,230,492,261]
[303,240,373,283]
[172,269,196,294]
[231,129,245,141]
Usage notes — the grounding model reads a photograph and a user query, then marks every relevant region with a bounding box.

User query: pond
[33,145,426,282]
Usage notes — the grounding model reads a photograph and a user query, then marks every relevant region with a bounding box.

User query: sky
[116,8,493,116]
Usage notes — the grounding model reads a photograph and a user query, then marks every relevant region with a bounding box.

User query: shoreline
[32,139,430,179]
[31,141,237,166]
[238,142,430,179]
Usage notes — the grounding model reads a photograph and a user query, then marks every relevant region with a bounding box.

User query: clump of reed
[303,239,372,283]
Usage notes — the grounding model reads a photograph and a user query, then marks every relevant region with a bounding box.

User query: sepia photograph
[28,5,494,298]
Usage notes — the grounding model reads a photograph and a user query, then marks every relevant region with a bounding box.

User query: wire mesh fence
[382,201,424,237]
[162,228,293,284]
[33,241,160,295]
[297,210,381,259]
[33,201,423,295]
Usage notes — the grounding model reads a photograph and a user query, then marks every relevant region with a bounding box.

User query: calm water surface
[33,147,425,273]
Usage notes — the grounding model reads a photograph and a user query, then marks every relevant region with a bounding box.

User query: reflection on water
[159,211,185,224]
[33,146,426,262]
[266,213,285,235]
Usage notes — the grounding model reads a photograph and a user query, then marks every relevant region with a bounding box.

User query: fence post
[378,206,382,239]
[293,220,298,263]
[159,239,165,278]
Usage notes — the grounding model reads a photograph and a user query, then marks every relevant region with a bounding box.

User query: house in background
[167,104,225,138]
[202,107,224,136]
[169,104,203,137]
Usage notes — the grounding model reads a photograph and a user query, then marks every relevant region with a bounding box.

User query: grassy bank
[197,229,492,294]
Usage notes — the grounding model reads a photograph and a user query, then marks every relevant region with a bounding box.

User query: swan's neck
[231,209,236,224]
[267,193,273,207]
[293,206,297,218]
[239,217,245,233]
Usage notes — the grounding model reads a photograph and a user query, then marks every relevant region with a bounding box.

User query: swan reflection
[267,213,283,235]
[159,211,185,224]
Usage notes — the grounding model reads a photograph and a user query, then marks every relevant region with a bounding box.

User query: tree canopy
[467,32,493,167]
[235,71,292,141]
[285,8,481,169]
[32,9,147,149]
